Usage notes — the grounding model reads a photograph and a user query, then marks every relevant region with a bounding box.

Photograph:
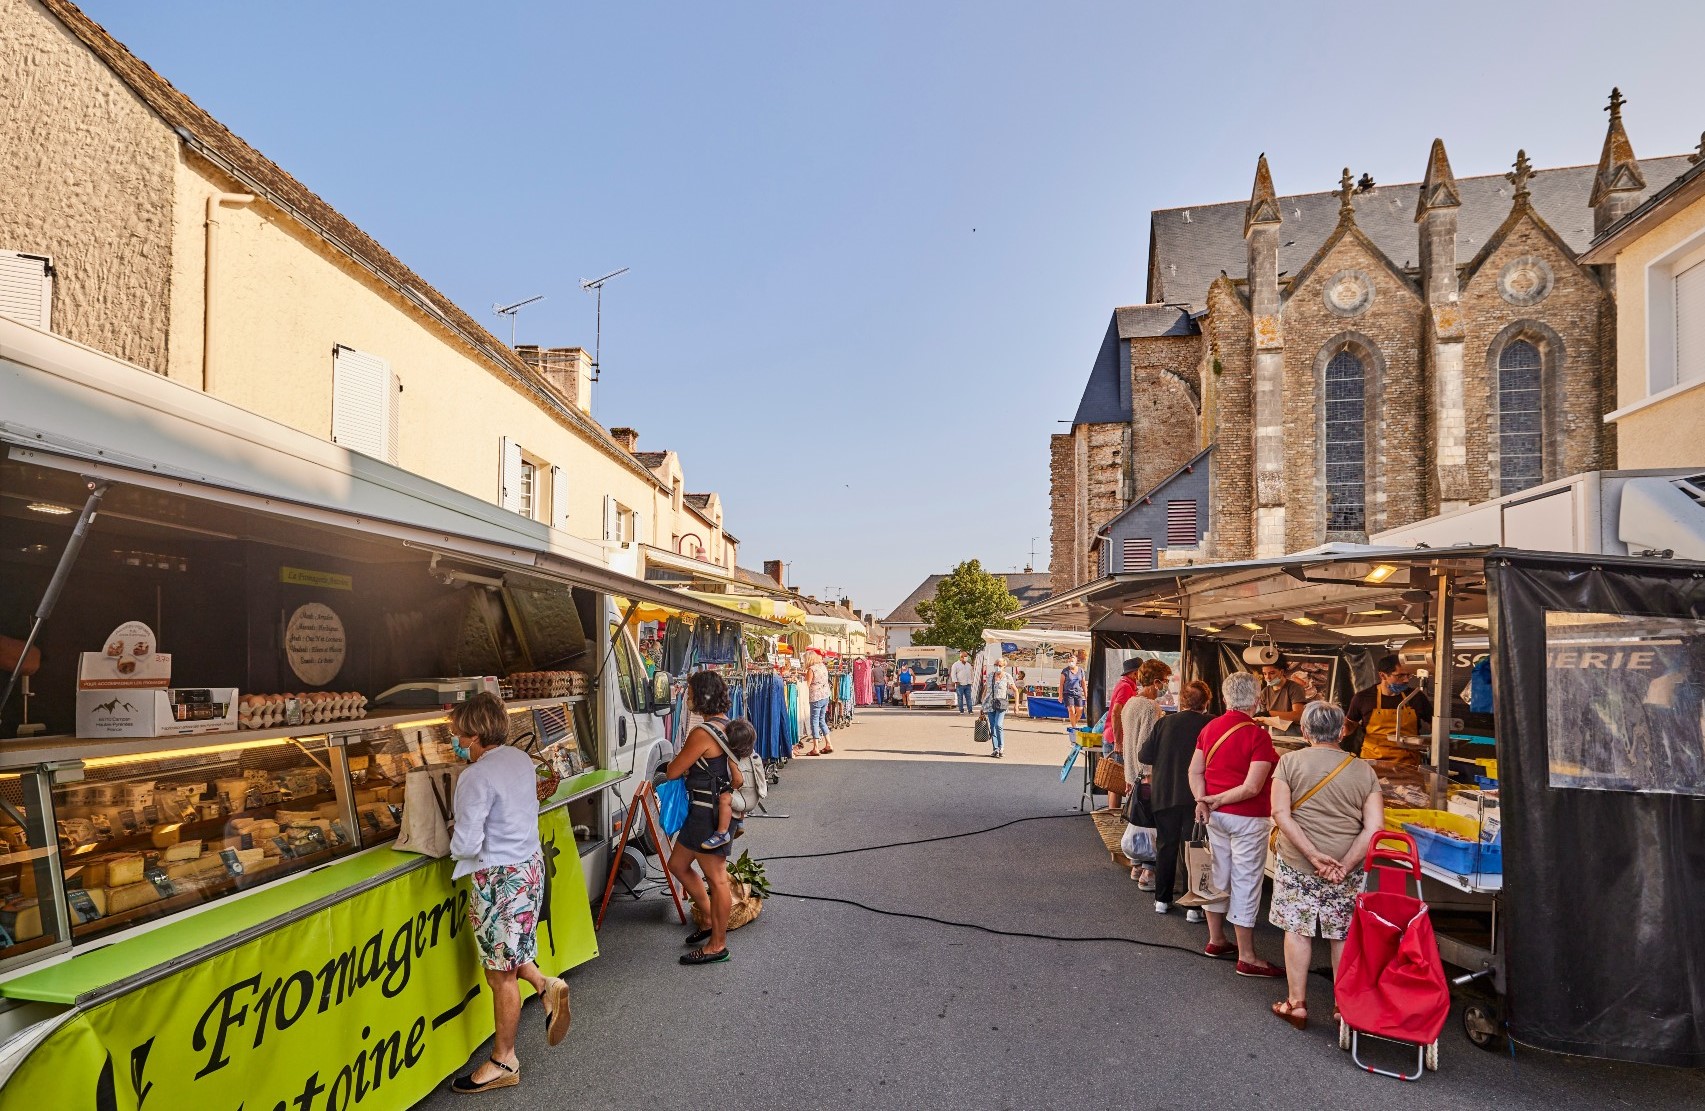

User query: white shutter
[0,252,52,329]
[549,464,568,527]
[385,372,401,464]
[631,509,644,547]
[1677,260,1705,387]
[603,495,618,541]
[499,436,523,511]
[332,346,390,459]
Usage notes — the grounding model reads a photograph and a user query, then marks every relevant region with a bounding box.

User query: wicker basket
[1093,756,1126,792]
[690,882,764,931]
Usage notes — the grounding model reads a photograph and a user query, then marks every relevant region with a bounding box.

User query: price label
[219,848,245,877]
[144,866,177,898]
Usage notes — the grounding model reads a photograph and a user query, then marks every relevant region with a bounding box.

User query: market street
[422,708,1705,1111]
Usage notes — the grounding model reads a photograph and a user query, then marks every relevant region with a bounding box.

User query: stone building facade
[1051,93,1696,597]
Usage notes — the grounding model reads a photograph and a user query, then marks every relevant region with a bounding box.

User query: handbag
[393,764,459,858]
[1093,755,1125,793]
[1123,778,1156,827]
[1175,821,1230,907]
[655,777,689,837]
[974,715,991,744]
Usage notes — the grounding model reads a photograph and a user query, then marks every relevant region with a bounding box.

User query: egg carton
[237,692,369,730]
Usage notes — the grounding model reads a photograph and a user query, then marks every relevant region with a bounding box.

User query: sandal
[543,977,571,1046]
[450,1056,519,1093]
[683,928,712,946]
[679,946,730,965]
[821,744,833,754]
[1272,999,1308,1030]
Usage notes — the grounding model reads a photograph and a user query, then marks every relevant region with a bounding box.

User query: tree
[912,560,1025,653]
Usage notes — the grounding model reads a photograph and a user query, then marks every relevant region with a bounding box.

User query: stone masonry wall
[1280,231,1425,549]
[1458,214,1609,495]
[1083,421,1127,581]
[1204,278,1253,560]
[1129,333,1204,496]
[1049,431,1079,599]
[0,0,175,372]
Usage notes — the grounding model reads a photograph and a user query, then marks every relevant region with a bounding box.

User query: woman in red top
[1187,670,1283,978]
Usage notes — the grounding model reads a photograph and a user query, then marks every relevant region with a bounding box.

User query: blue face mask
[1387,680,1411,693]
[452,738,472,761]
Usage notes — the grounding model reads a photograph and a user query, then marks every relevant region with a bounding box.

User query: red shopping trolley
[1335,831,1451,1080]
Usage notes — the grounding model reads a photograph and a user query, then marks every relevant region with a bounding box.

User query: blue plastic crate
[1402,822,1480,875]
[1476,838,1503,875]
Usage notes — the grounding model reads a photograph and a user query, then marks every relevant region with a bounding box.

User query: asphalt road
[419,706,1705,1110]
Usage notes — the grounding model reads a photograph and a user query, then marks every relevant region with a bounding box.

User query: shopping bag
[655,777,689,838]
[1122,779,1156,826]
[393,764,460,858]
[1120,823,1156,865]
[974,715,991,744]
[1174,821,1229,907]
[1336,889,1451,1044]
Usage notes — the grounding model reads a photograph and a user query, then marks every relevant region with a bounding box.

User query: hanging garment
[661,617,693,675]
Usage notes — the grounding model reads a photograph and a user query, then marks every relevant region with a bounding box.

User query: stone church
[1050,92,1698,599]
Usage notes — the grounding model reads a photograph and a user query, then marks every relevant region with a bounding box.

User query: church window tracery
[1498,339,1544,495]
[1324,349,1367,533]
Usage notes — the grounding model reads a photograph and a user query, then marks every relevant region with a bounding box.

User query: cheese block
[353,789,378,805]
[72,855,110,888]
[228,817,256,833]
[107,854,146,887]
[166,855,225,882]
[247,820,281,841]
[235,847,267,870]
[151,826,183,850]
[107,881,163,914]
[0,899,42,941]
[275,809,319,826]
[162,839,203,863]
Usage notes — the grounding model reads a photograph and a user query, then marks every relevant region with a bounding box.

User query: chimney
[516,346,594,416]
[763,559,784,585]
[610,427,639,453]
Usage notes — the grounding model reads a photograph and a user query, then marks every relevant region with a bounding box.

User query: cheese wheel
[107,882,162,914]
[107,854,145,887]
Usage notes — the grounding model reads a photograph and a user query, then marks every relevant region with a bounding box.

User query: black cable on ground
[757,812,1084,862]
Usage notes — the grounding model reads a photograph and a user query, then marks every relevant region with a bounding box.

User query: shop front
[0,321,774,1104]
[1018,546,1705,1067]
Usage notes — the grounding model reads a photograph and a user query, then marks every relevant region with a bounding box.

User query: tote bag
[1175,821,1229,907]
[393,764,460,858]
[655,777,689,837]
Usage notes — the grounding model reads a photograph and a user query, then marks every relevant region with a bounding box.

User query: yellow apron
[1361,689,1421,765]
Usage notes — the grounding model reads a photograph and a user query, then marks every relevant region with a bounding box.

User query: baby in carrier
[699,718,757,851]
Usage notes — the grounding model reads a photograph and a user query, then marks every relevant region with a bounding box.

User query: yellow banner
[3,808,594,1110]
[280,566,354,591]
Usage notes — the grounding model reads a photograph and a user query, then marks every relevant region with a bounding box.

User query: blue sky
[83,1,1705,614]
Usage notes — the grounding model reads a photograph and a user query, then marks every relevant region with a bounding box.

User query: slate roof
[1093,445,1214,538]
[882,572,1055,625]
[1148,156,1697,313]
[1070,305,1200,426]
[34,0,666,490]
[684,493,713,509]
[634,451,669,470]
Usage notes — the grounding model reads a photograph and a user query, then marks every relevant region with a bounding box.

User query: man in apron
[1346,654,1432,765]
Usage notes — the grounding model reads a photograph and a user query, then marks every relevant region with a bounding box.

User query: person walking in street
[804,650,833,755]
[1060,652,1086,728]
[874,665,888,708]
[1098,657,1143,815]
[898,664,914,708]
[951,651,976,714]
[982,657,1017,758]
[1188,670,1284,978]
[1120,658,1172,888]
[1268,701,1384,1029]
[446,692,570,1094]
[665,671,741,965]
[1140,678,1215,915]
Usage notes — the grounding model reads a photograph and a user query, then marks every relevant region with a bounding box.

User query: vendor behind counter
[1345,653,1432,765]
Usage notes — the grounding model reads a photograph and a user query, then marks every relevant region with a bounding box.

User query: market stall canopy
[0,319,775,628]
[980,627,1092,651]
[674,589,808,626]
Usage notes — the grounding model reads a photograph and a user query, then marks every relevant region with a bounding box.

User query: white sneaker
[1184,909,1205,924]
[1153,900,1169,914]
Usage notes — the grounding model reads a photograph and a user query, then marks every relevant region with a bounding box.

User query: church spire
[1415,138,1461,220]
[1591,87,1645,233]
[1244,153,1281,236]
[1508,149,1534,209]
[1336,168,1357,226]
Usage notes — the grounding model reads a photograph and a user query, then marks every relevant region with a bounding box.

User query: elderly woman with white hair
[1188,670,1283,978]
[1267,700,1384,1029]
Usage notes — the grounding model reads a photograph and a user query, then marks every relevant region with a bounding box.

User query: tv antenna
[579,267,629,381]
[1028,537,1040,573]
[493,294,544,346]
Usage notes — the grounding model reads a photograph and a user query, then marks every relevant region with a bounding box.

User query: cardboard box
[75,688,239,739]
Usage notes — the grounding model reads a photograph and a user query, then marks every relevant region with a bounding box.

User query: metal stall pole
[1,480,109,718]
[1178,619,1191,686]
[1429,567,1455,810]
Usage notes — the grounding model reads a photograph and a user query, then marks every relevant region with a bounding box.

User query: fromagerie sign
[2,809,594,1110]
[285,602,347,686]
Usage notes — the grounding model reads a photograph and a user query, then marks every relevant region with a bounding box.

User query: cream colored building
[1583,144,1705,467]
[0,0,738,569]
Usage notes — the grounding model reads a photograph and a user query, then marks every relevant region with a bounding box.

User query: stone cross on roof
[1337,167,1356,225]
[1507,149,1534,204]
[1691,132,1705,165]
[1606,86,1626,120]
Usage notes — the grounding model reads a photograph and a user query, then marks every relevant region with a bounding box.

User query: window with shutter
[549,464,568,527]
[518,459,538,519]
[1165,500,1199,547]
[499,437,523,512]
[385,372,401,465]
[332,346,393,460]
[1678,260,1705,388]
[1121,537,1155,572]
[0,252,53,329]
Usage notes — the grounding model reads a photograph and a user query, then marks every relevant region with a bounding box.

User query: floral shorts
[468,853,544,971]
[1269,858,1363,941]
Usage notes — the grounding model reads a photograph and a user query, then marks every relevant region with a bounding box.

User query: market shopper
[952,651,976,714]
[1098,658,1143,815]
[1268,701,1384,1029]
[1188,670,1283,978]
[981,658,1018,757]
[447,692,571,1094]
[874,667,888,708]
[1060,652,1086,727]
[804,650,833,755]
[1119,658,1172,888]
[1347,653,1432,765]
[1140,678,1215,914]
[898,664,914,708]
[665,671,740,965]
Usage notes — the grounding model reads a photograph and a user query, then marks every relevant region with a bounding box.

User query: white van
[894,645,955,707]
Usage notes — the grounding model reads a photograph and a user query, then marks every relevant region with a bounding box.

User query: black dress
[680,722,732,858]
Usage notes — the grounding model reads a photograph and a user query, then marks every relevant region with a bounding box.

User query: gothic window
[1324,349,1366,533]
[1498,340,1544,496]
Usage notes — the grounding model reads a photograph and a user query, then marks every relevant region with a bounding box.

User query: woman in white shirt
[447,692,570,1093]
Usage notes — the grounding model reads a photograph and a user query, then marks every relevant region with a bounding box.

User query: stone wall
[1129,333,1204,496]
[1048,432,1079,599]
[1204,278,1253,560]
[0,0,175,372]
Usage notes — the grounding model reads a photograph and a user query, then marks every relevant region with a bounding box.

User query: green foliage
[729,850,771,899]
[912,560,1025,653]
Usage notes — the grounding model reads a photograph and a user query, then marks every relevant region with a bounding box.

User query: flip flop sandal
[450,1057,519,1093]
[543,977,571,1046]
[683,928,713,947]
[679,947,730,966]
